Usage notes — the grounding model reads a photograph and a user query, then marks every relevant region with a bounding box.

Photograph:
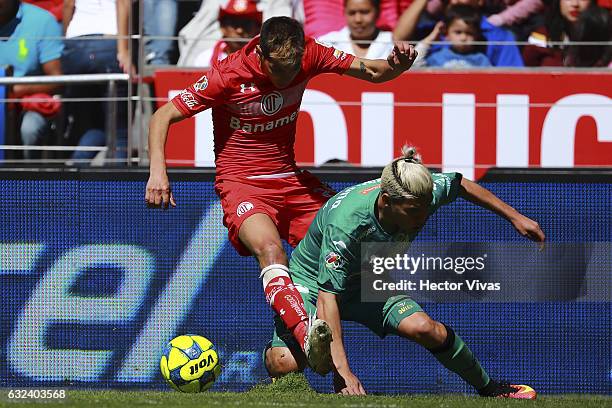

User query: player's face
[344,0,379,41]
[259,55,301,89]
[389,196,431,234]
[446,19,477,54]
[560,0,591,23]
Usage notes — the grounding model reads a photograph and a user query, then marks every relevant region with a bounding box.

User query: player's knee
[265,347,300,377]
[253,241,287,266]
[400,314,438,341]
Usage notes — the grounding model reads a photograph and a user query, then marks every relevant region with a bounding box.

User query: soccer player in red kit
[145,17,418,375]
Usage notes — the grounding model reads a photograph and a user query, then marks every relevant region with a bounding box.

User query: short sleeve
[308,37,355,76]
[171,67,226,118]
[316,226,356,294]
[38,15,63,64]
[430,172,463,211]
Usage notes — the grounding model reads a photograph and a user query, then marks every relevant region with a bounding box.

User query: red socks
[262,265,309,350]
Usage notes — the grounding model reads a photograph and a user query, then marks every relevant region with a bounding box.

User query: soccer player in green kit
[263,146,545,398]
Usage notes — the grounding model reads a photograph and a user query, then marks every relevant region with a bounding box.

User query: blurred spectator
[62,0,133,162]
[194,0,262,67]
[318,0,395,58]
[22,0,61,21]
[0,0,63,160]
[395,0,524,66]
[318,0,419,59]
[416,5,492,67]
[485,0,544,28]
[565,4,611,66]
[178,0,302,66]
[144,0,178,65]
[522,0,593,66]
[303,0,415,38]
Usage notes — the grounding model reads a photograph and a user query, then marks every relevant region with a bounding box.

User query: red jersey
[171,36,354,178]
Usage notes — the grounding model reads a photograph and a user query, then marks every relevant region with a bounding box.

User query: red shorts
[214,170,335,256]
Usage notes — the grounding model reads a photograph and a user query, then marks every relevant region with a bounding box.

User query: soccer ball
[159,334,221,392]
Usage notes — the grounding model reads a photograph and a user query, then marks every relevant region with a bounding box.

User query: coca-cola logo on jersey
[261,92,284,116]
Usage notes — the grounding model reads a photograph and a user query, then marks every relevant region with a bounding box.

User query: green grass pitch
[1,374,610,408]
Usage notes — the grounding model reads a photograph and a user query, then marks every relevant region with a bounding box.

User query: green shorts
[269,284,423,350]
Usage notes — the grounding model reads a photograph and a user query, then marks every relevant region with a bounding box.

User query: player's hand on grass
[387,41,418,71]
[333,368,366,396]
[511,214,545,249]
[145,170,176,209]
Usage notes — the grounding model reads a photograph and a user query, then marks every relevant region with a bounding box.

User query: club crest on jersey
[325,252,344,270]
[261,91,283,116]
[236,201,254,217]
[193,75,208,92]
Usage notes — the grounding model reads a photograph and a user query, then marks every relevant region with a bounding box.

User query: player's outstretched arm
[459,177,546,246]
[317,291,366,395]
[145,102,185,209]
[344,42,417,84]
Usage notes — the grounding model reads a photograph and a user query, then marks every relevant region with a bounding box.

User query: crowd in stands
[0,0,610,163]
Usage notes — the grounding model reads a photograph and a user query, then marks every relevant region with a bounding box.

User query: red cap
[219,0,262,23]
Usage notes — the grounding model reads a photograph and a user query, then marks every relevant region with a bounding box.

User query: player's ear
[381,192,392,207]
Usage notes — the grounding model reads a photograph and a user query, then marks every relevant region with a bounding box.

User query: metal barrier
[0,73,130,164]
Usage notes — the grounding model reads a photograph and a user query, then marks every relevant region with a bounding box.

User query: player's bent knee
[252,241,287,266]
[265,347,300,377]
[399,313,438,341]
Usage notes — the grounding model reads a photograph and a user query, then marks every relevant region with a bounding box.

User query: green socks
[429,325,490,390]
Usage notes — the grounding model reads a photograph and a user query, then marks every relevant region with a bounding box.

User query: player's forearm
[362,59,407,84]
[148,107,171,171]
[459,178,521,222]
[317,291,351,372]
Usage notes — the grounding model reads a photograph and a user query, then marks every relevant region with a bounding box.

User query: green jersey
[289,173,463,296]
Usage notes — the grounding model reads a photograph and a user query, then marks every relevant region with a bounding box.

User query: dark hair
[259,16,305,68]
[546,0,596,44]
[444,5,486,53]
[343,0,381,11]
[566,5,612,67]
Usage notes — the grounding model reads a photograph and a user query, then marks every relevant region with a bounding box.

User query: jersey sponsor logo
[229,109,299,133]
[179,90,199,109]
[236,201,254,217]
[193,75,208,92]
[325,251,345,270]
[360,184,380,195]
[261,91,284,116]
[331,186,357,209]
[240,82,256,93]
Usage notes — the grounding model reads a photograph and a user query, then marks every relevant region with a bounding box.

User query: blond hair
[380,146,433,200]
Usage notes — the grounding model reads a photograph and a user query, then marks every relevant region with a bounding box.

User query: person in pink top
[146,16,419,378]
[194,0,262,67]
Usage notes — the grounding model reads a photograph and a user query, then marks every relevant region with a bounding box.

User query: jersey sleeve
[429,172,463,211]
[316,225,357,294]
[308,37,355,76]
[171,67,226,118]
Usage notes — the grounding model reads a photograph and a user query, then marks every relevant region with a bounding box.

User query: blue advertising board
[0,173,610,394]
[0,66,5,161]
